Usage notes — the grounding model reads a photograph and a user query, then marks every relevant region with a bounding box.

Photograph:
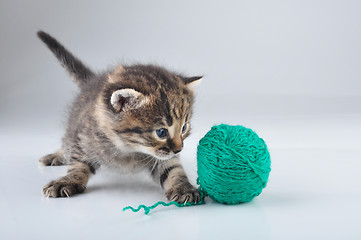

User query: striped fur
[38,31,202,203]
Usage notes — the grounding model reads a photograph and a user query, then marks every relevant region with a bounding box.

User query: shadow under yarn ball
[197,124,271,204]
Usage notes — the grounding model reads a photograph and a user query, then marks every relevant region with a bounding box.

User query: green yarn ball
[197,124,271,204]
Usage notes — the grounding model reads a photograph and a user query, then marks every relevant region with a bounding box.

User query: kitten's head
[97,64,201,161]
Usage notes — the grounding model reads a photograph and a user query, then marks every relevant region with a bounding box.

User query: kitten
[37,31,202,203]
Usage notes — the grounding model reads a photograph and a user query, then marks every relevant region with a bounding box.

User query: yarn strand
[123,187,205,215]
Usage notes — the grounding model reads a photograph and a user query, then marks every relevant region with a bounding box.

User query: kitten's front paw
[42,180,85,198]
[166,183,202,204]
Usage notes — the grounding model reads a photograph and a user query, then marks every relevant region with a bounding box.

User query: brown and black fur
[38,31,202,203]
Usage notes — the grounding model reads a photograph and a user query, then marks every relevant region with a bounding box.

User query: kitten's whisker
[139,155,152,162]
[138,154,156,168]
[144,158,154,168]
[150,157,158,173]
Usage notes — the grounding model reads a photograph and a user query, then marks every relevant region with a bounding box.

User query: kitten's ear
[110,89,147,112]
[182,76,203,90]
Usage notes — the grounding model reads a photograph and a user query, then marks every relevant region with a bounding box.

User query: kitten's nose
[173,149,182,154]
[170,139,183,154]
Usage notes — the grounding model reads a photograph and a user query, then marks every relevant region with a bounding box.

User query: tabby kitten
[38,31,202,203]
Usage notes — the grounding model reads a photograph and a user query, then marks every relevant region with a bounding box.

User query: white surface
[1,114,361,240]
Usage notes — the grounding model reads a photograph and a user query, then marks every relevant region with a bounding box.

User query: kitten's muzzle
[159,146,182,155]
[168,139,183,154]
[173,149,182,154]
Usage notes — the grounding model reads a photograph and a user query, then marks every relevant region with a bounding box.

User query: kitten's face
[99,65,201,161]
[118,94,193,161]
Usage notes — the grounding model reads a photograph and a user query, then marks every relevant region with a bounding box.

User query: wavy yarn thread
[123,188,204,214]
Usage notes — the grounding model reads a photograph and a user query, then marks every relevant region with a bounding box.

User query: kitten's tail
[37,31,95,87]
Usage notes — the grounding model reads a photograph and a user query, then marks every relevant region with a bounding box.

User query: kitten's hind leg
[43,161,94,198]
[39,149,66,166]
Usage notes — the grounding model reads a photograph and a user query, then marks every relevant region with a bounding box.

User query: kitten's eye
[156,128,168,139]
[182,123,188,134]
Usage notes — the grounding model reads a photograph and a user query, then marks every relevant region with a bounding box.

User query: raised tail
[37,31,95,87]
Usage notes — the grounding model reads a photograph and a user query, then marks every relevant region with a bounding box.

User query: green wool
[197,124,271,204]
[123,124,271,214]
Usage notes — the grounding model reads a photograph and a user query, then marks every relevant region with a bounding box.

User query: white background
[1,1,360,239]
